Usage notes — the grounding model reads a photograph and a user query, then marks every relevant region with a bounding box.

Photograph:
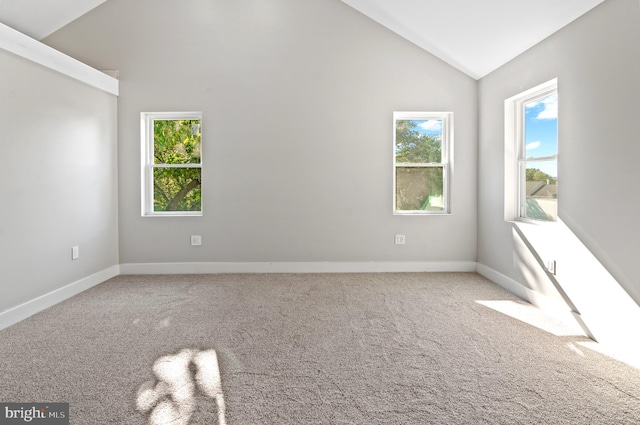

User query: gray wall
[477,0,640,305]
[45,0,478,265]
[0,49,118,313]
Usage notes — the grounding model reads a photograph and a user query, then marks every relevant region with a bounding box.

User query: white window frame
[504,79,558,223]
[141,111,203,217]
[393,111,453,215]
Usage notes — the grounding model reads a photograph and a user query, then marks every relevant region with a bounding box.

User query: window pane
[153,119,201,164]
[395,119,442,163]
[524,93,557,159]
[153,168,202,212]
[524,160,557,222]
[395,167,444,211]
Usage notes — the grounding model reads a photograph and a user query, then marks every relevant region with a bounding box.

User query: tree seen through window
[394,116,447,212]
[152,119,202,212]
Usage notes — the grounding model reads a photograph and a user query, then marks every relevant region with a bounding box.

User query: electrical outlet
[546,259,556,275]
[394,234,406,245]
[71,246,79,260]
[191,235,202,246]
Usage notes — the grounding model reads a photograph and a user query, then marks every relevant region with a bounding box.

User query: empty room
[1,0,639,423]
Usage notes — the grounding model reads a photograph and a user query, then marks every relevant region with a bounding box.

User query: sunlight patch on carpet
[476,300,585,337]
[136,348,227,425]
[578,341,640,370]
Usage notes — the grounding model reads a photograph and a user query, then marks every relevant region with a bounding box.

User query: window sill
[394,211,451,216]
[142,212,203,218]
[507,218,557,227]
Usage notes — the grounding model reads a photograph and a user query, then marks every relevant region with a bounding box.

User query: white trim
[393,111,453,215]
[0,265,120,331]
[153,164,203,169]
[476,263,574,316]
[6,262,587,332]
[141,112,203,217]
[120,261,478,275]
[0,23,119,96]
[477,262,594,339]
[504,79,557,222]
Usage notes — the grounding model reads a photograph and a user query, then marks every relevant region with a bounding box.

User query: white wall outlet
[546,259,556,275]
[395,234,406,245]
[71,246,79,260]
[191,235,202,246]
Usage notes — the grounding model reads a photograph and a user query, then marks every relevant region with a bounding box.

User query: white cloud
[526,93,558,120]
[418,120,442,132]
[526,141,541,150]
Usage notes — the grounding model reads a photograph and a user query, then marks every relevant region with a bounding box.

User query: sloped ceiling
[340,0,606,79]
[0,0,606,79]
[0,0,108,40]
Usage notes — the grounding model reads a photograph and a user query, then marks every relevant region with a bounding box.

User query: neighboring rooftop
[526,181,558,199]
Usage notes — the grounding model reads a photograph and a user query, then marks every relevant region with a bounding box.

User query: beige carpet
[1,272,638,424]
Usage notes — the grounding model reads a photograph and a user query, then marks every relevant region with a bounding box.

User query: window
[505,79,558,222]
[141,112,202,216]
[393,112,452,214]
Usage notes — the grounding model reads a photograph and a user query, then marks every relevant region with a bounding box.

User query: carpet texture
[0,272,638,424]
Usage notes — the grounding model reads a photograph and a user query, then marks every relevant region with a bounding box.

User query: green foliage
[395,120,441,163]
[526,168,556,184]
[154,120,201,165]
[153,120,201,212]
[395,120,443,210]
[395,167,444,211]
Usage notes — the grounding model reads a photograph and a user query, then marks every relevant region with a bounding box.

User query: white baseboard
[119,261,478,275]
[0,265,120,331]
[476,263,574,316]
[7,262,548,332]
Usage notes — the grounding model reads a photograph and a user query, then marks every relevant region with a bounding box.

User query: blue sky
[525,93,558,177]
[408,105,557,176]
[414,119,442,137]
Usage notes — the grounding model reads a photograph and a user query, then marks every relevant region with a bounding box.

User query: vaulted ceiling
[340,0,606,78]
[0,0,108,40]
[0,0,606,79]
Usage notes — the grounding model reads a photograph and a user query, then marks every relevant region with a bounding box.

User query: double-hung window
[393,112,452,214]
[141,112,202,216]
[505,79,558,222]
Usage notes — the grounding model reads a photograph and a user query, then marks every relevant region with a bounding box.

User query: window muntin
[393,112,451,214]
[141,112,202,216]
[519,91,558,222]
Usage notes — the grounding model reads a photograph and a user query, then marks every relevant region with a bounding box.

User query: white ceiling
[0,0,606,79]
[0,0,108,41]
[340,0,606,79]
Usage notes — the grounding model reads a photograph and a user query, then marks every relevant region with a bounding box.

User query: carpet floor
[0,272,638,424]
